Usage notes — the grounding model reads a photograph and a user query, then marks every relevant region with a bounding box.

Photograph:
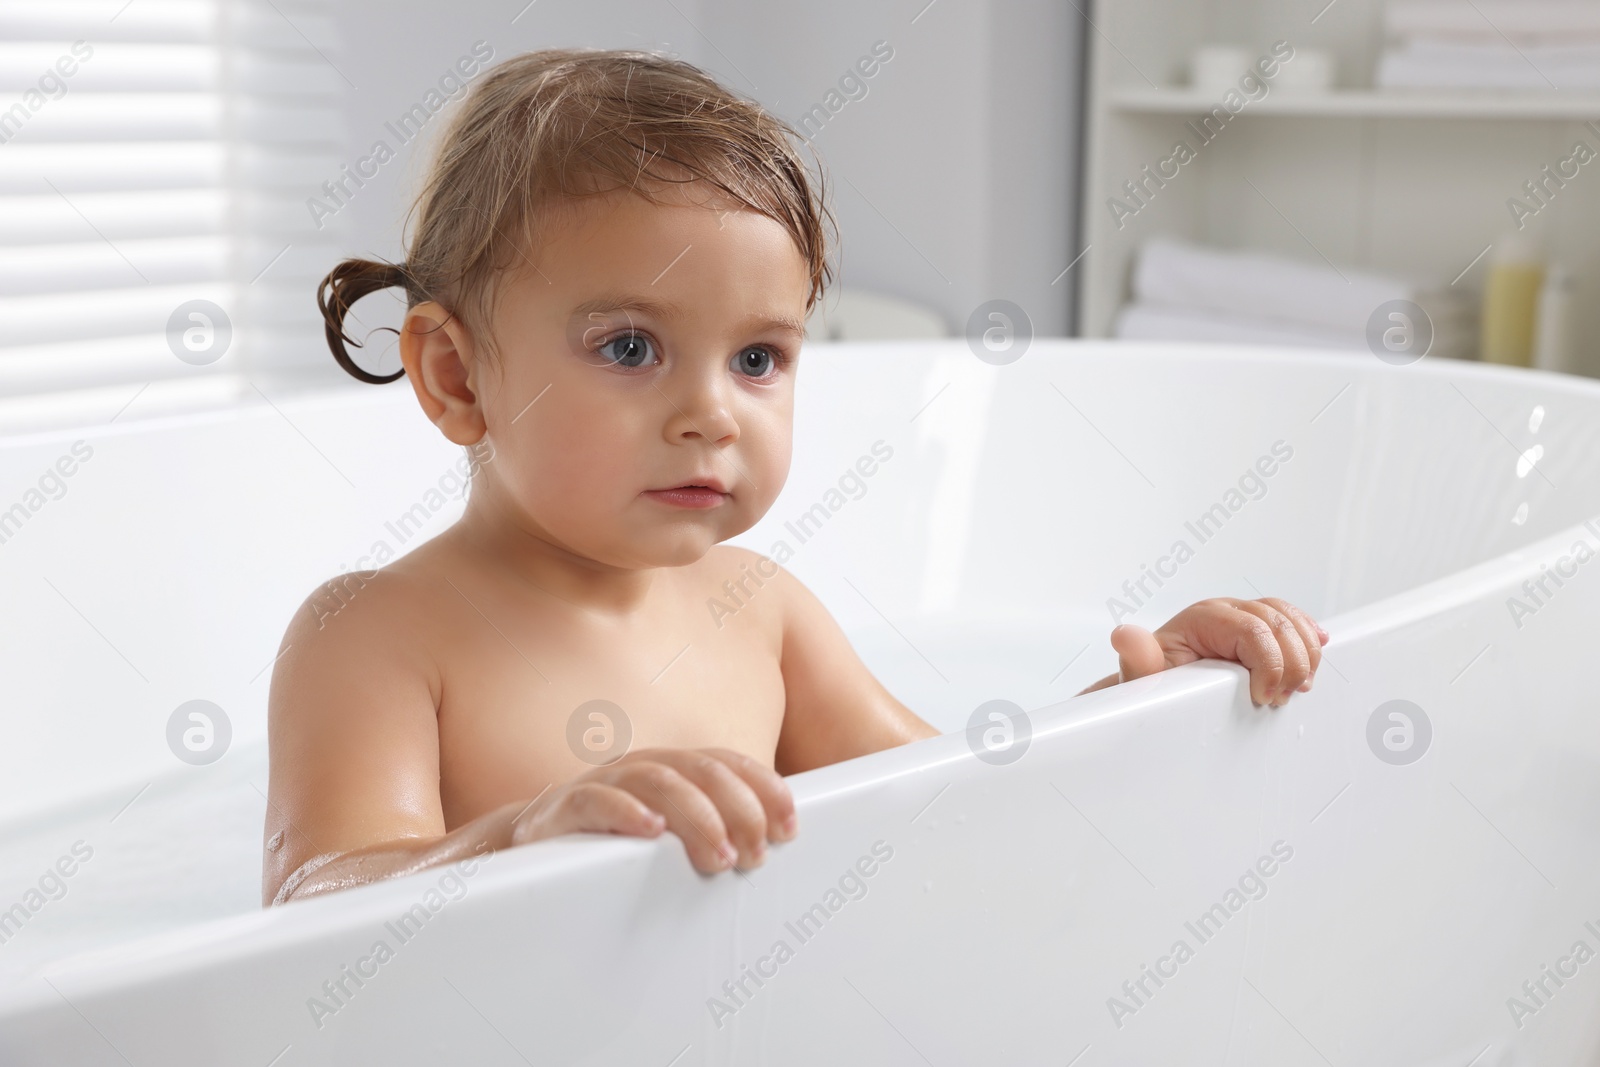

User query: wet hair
[316,48,836,384]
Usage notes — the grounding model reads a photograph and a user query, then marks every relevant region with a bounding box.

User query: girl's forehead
[519,192,809,288]
[536,182,761,238]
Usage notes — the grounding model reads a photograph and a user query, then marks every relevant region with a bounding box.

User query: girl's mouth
[642,485,729,509]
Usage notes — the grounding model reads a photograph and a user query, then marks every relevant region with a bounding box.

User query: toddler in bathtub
[262,49,1326,906]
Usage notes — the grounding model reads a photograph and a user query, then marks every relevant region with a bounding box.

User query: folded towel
[1114,301,1478,359]
[1385,0,1600,43]
[1132,237,1415,337]
[1378,41,1600,89]
[1121,238,1479,357]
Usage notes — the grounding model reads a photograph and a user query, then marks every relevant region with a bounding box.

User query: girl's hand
[508,747,797,873]
[1089,597,1329,707]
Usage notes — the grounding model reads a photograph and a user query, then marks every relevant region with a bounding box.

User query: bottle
[1533,266,1574,374]
[1480,234,1545,367]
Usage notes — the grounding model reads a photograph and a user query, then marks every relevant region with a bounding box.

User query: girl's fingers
[1110,623,1168,682]
[512,782,664,846]
[612,760,737,874]
[1259,598,1324,686]
[1146,596,1327,706]
[512,748,800,875]
[699,746,798,846]
[1232,600,1310,704]
[1205,603,1285,705]
[644,749,774,867]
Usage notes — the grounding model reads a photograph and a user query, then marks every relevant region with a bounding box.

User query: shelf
[1076,0,1600,366]
[1107,87,1600,120]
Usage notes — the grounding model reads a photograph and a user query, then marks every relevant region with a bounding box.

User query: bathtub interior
[0,338,1597,1026]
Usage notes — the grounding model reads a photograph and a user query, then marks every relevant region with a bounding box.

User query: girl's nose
[660,369,739,446]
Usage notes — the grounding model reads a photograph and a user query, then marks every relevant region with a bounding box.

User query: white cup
[1275,47,1335,93]
[1190,45,1252,96]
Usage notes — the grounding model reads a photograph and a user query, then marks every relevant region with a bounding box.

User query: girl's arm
[771,566,940,777]
[262,573,464,906]
[767,570,1331,782]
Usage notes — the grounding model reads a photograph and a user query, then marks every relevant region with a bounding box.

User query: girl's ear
[399,302,488,446]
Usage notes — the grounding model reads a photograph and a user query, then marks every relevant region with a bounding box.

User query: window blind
[0,0,341,402]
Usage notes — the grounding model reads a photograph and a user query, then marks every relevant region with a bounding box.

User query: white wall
[324,0,1083,372]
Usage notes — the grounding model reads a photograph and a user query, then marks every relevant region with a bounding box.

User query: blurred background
[0,0,1597,434]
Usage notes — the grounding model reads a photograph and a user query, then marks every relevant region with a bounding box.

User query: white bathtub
[0,340,1596,1065]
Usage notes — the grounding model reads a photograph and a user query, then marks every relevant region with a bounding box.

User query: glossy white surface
[0,340,1596,1065]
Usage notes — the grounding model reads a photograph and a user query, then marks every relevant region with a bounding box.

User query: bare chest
[432,582,787,828]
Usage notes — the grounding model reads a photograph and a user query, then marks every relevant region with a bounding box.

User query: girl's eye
[597,332,656,368]
[733,346,782,379]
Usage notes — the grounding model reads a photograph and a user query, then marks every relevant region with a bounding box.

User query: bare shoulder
[691,544,797,634]
[273,530,474,684]
[267,539,463,775]
[274,560,439,697]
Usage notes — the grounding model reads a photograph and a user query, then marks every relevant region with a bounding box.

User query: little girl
[263,48,1325,906]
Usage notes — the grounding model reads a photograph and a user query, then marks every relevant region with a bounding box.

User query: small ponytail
[316,258,414,384]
